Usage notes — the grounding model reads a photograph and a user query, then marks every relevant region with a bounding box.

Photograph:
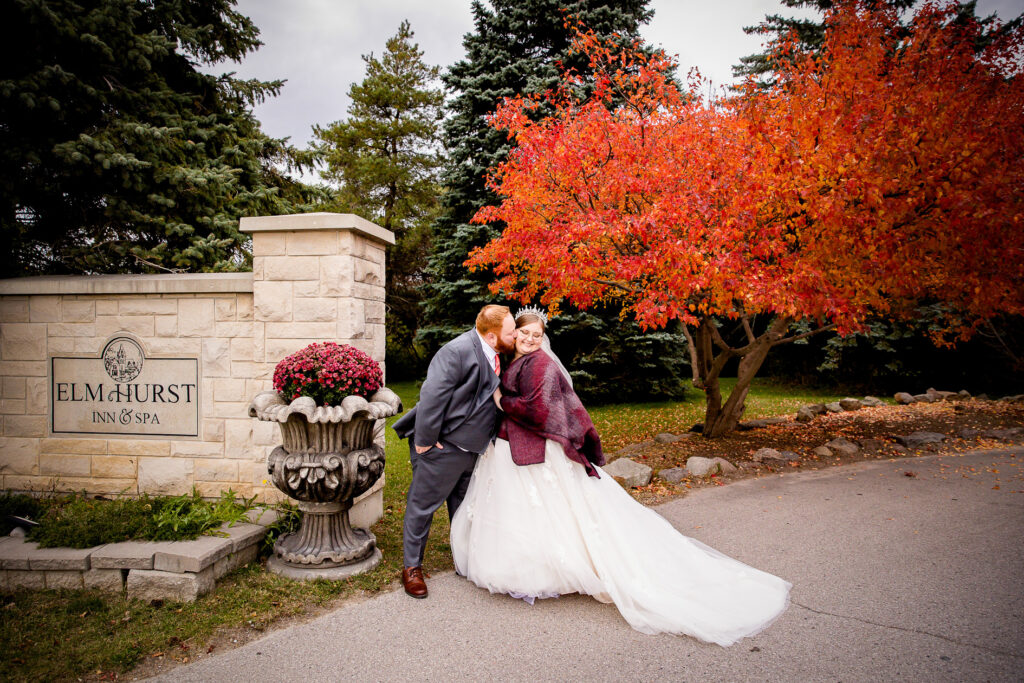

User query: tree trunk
[695,316,792,438]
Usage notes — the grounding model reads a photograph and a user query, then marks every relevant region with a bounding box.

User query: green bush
[24,489,259,549]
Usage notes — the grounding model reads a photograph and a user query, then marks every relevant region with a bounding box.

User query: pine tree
[0,0,316,275]
[312,21,444,379]
[423,0,689,403]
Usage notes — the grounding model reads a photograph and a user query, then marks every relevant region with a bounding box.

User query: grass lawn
[0,377,846,681]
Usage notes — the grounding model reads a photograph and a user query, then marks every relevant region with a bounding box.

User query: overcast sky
[222,0,1021,155]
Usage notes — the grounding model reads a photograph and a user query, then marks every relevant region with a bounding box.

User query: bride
[449,308,792,646]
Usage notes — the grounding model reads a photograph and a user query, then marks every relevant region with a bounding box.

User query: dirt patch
[625,399,1024,504]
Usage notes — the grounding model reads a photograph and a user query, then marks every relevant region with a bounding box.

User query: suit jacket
[392,329,500,454]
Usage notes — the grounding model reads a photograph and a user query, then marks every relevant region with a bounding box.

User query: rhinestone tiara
[514,305,548,326]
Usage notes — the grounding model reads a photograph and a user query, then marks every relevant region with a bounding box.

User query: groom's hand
[415,442,443,454]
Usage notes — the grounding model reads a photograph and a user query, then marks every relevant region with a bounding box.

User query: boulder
[976,393,989,401]
[739,417,789,430]
[713,457,738,473]
[812,446,833,458]
[858,438,885,452]
[685,456,720,477]
[654,433,682,444]
[806,403,828,415]
[825,401,843,413]
[751,448,788,463]
[604,458,653,487]
[895,431,947,448]
[894,392,916,405]
[825,437,860,457]
[795,407,816,423]
[778,451,800,462]
[958,428,981,439]
[912,393,934,403]
[979,428,1023,440]
[957,390,972,400]
[614,440,655,457]
[861,396,884,407]
[890,443,909,455]
[659,467,687,484]
[839,398,863,411]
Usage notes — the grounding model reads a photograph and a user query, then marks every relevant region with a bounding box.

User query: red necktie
[493,354,500,375]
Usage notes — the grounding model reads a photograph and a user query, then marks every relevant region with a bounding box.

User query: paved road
[151,448,1024,682]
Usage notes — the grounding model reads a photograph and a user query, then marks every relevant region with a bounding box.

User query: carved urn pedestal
[248,389,402,580]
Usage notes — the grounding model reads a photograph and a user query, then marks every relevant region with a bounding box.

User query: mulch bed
[625,399,1024,505]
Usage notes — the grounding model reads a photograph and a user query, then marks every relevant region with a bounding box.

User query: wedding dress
[450,437,792,645]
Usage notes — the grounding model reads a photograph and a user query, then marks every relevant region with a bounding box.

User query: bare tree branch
[772,322,837,346]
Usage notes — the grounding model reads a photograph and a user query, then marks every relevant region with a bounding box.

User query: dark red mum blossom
[272,342,383,405]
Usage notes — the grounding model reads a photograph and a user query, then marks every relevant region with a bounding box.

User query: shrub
[25,489,259,549]
[0,492,44,536]
[272,341,383,405]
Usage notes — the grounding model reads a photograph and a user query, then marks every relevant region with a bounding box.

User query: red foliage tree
[467,1,1024,436]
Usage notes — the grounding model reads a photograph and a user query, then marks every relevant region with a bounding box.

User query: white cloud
[222,0,1021,149]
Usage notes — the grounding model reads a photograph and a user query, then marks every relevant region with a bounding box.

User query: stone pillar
[240,213,394,527]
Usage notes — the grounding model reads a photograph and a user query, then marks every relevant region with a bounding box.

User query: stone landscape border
[0,509,277,602]
[603,389,1024,485]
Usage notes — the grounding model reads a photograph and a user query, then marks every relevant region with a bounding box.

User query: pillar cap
[240,212,395,245]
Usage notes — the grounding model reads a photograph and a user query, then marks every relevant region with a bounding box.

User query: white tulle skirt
[450,438,791,645]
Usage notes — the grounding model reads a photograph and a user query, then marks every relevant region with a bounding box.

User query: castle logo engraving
[50,336,199,438]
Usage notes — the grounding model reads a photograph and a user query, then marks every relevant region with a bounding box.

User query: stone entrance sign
[50,336,200,437]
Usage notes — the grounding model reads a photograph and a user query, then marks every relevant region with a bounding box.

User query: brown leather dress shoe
[402,566,428,599]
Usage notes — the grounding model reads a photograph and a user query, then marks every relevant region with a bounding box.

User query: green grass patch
[1,377,841,681]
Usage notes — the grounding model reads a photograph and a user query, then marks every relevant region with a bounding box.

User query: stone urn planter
[248,388,402,580]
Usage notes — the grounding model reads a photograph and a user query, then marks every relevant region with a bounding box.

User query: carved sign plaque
[50,336,200,437]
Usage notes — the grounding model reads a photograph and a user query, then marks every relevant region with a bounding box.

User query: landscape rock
[957,390,972,399]
[895,431,948,448]
[739,417,789,430]
[614,440,656,457]
[713,457,738,474]
[913,393,935,403]
[806,403,828,415]
[857,438,886,452]
[685,456,720,477]
[958,428,981,439]
[604,457,653,487]
[778,451,801,462]
[979,428,1023,440]
[861,396,884,407]
[812,446,833,458]
[825,437,860,457]
[890,443,909,455]
[751,448,788,463]
[839,398,863,411]
[894,392,916,405]
[795,407,816,423]
[976,393,989,401]
[659,467,687,484]
[654,433,682,444]
[825,401,843,413]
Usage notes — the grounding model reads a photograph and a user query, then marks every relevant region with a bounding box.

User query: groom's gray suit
[392,328,500,568]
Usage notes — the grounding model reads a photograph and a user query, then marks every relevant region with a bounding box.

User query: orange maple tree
[467,0,1024,437]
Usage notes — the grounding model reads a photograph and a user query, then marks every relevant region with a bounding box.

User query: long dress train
[450,438,792,646]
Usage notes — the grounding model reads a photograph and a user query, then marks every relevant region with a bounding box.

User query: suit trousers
[403,441,479,568]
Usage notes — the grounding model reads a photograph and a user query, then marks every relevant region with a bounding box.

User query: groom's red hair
[476,305,510,335]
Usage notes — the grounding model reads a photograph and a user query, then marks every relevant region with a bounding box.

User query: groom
[392,304,516,598]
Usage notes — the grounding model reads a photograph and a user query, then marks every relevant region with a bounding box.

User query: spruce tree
[423,0,689,403]
[0,0,315,275]
[312,21,444,378]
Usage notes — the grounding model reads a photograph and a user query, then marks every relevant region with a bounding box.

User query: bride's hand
[492,387,502,409]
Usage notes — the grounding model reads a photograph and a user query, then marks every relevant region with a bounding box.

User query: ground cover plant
[1,379,1021,681]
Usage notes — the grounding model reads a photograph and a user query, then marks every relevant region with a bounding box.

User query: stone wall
[0,213,394,528]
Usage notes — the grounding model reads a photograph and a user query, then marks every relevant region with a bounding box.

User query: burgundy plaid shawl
[497,350,605,478]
